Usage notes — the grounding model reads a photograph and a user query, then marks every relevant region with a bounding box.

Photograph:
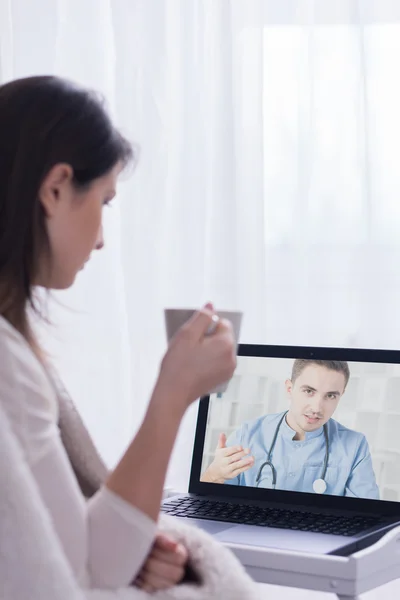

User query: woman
[0,76,258,598]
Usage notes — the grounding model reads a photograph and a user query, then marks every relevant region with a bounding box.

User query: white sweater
[0,315,156,589]
[0,315,259,599]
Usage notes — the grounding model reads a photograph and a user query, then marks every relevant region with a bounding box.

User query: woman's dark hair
[0,75,133,343]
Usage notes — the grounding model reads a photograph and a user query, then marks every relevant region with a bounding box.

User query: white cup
[164,308,243,395]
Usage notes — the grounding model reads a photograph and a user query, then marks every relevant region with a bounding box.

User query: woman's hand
[158,305,237,410]
[201,433,254,483]
[135,533,188,592]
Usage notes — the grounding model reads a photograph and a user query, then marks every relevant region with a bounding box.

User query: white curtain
[2,0,400,490]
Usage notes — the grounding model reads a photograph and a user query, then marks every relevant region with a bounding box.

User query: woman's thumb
[156,533,178,552]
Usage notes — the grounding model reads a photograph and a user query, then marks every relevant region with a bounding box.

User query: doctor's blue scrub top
[224,412,380,499]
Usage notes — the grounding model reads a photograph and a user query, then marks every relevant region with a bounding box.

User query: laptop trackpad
[183,517,234,535]
[215,524,349,554]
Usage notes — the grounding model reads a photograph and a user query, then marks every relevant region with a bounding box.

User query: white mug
[164,308,243,395]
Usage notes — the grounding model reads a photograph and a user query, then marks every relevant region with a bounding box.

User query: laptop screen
[193,346,400,510]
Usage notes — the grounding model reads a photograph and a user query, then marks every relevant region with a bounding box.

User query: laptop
[162,343,400,556]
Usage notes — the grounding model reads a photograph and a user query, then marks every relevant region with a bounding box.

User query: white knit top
[0,315,156,592]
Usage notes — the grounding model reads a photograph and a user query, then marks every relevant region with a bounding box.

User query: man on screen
[200,359,380,499]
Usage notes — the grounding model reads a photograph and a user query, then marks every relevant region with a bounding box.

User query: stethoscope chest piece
[313,478,327,494]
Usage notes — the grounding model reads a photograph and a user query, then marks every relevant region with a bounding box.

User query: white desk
[229,525,400,600]
[258,579,400,599]
[163,490,400,599]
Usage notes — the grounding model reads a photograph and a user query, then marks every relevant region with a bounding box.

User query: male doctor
[201,359,380,499]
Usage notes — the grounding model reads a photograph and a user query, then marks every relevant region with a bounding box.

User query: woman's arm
[0,307,235,589]
[105,381,186,522]
[1,401,258,600]
[0,320,155,588]
[106,308,236,521]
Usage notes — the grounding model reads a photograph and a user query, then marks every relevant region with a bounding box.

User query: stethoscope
[255,411,329,494]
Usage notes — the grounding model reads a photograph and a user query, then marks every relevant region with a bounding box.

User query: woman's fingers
[135,535,188,592]
[150,543,188,566]
[153,533,178,553]
[139,558,185,589]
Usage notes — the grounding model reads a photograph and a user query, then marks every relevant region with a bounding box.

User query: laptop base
[163,493,360,555]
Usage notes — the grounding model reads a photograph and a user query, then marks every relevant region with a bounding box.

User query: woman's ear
[38,163,74,218]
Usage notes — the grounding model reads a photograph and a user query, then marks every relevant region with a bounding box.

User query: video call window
[200,356,400,501]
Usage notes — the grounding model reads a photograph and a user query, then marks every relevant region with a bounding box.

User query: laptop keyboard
[161,498,381,536]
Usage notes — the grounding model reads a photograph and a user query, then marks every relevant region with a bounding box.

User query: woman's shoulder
[0,315,46,382]
[0,315,59,463]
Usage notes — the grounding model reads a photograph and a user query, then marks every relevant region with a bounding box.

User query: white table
[228,525,400,600]
[258,579,400,599]
[163,490,400,599]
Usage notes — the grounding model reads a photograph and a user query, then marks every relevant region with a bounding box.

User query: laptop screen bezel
[188,343,400,517]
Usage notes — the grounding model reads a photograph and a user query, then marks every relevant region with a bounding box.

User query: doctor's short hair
[291,359,350,389]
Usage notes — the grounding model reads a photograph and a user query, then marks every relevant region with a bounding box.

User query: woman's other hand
[135,533,188,592]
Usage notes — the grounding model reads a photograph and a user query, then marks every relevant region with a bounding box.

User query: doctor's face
[285,365,346,434]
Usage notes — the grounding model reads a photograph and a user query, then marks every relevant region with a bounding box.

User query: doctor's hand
[135,533,188,592]
[200,433,254,483]
[158,304,236,411]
